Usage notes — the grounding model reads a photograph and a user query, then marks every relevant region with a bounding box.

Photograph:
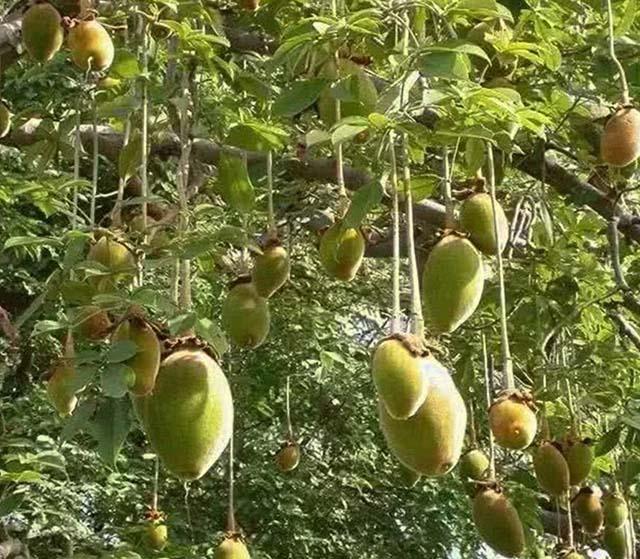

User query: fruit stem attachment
[605,0,630,105]
[90,88,98,227]
[388,131,401,333]
[482,333,496,480]
[541,372,550,440]
[285,375,294,441]
[139,14,149,239]
[487,143,513,389]
[566,490,575,548]
[468,400,478,448]
[152,455,159,511]
[565,377,578,437]
[266,150,276,235]
[442,147,455,229]
[227,415,237,533]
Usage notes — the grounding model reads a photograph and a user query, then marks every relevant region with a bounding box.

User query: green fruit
[87,236,136,292]
[533,442,570,496]
[378,363,466,476]
[399,464,421,487]
[252,244,290,298]
[489,395,537,450]
[0,102,11,139]
[72,305,111,340]
[68,19,115,71]
[22,3,63,62]
[604,525,629,559]
[146,523,168,551]
[275,443,301,472]
[572,487,603,535]
[47,336,83,417]
[459,193,509,255]
[319,223,365,281]
[565,439,594,486]
[565,553,584,559]
[112,318,160,396]
[134,348,233,481]
[421,235,484,334]
[371,336,429,420]
[222,282,270,348]
[317,59,378,126]
[473,487,525,557]
[215,537,251,559]
[459,448,489,480]
[603,493,629,528]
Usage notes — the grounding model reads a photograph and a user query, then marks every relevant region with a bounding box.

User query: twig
[482,333,496,480]
[388,132,401,332]
[605,0,630,104]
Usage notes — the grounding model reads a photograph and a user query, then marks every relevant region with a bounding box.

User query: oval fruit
[601,107,640,167]
[134,348,233,481]
[0,102,11,139]
[319,223,365,281]
[22,3,64,62]
[215,536,251,559]
[146,523,168,551]
[564,439,594,486]
[252,244,290,298]
[473,487,525,557]
[87,236,136,292]
[378,363,466,476]
[459,193,509,255]
[68,19,115,71]
[489,395,537,450]
[47,334,83,417]
[112,317,160,396]
[572,487,603,535]
[604,525,629,559]
[459,448,489,480]
[533,442,570,496]
[275,443,301,472]
[73,305,111,340]
[371,337,429,420]
[421,235,484,334]
[222,282,270,349]
[603,493,629,528]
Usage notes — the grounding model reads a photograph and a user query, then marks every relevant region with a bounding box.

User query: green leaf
[418,52,470,80]
[195,318,228,358]
[0,494,23,516]
[60,399,97,443]
[595,425,623,456]
[110,49,141,79]
[101,364,134,398]
[3,236,62,250]
[104,341,138,364]
[226,122,288,153]
[465,137,486,174]
[272,79,328,117]
[341,180,384,229]
[88,398,132,468]
[305,129,332,148]
[216,152,255,213]
[422,41,491,63]
[331,123,369,145]
[406,174,440,202]
[32,320,67,336]
[118,133,143,181]
[168,312,197,335]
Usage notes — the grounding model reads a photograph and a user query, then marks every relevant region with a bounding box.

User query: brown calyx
[377,332,431,358]
[227,274,252,290]
[161,335,221,363]
[489,388,537,412]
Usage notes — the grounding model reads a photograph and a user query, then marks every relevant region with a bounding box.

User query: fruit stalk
[442,147,455,229]
[139,14,149,238]
[285,375,294,440]
[606,0,630,105]
[329,0,346,205]
[72,98,82,229]
[482,333,496,479]
[388,132,401,332]
[90,88,98,227]
[266,150,275,235]
[227,411,237,533]
[566,490,575,548]
[565,378,578,436]
[152,455,159,511]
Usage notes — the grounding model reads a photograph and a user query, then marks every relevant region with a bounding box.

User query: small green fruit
[72,305,111,340]
[0,102,11,139]
[222,282,270,348]
[603,493,629,528]
[489,393,537,450]
[459,193,509,255]
[459,448,489,481]
[252,243,290,298]
[564,439,594,486]
[604,525,629,559]
[421,234,484,334]
[22,3,64,62]
[275,443,301,472]
[87,236,136,292]
[473,487,525,557]
[572,487,603,535]
[215,536,251,559]
[47,335,83,417]
[533,442,570,497]
[146,523,168,551]
[68,19,114,71]
[319,223,365,281]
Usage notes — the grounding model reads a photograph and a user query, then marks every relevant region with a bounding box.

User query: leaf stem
[442,147,455,229]
[482,333,496,480]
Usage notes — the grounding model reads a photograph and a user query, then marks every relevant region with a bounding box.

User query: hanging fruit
[146,522,168,551]
[421,233,484,334]
[22,3,64,62]
[600,107,640,167]
[319,222,365,281]
[532,441,570,497]
[68,18,115,71]
[215,534,251,559]
[459,448,490,481]
[459,192,509,255]
[72,305,112,340]
[46,333,83,416]
[86,235,136,292]
[603,492,629,528]
[134,344,233,481]
[603,524,629,559]
[0,102,11,139]
[221,280,270,349]
[378,364,466,476]
[572,487,603,535]
[562,436,594,486]
[251,239,290,298]
[488,390,537,450]
[275,441,301,473]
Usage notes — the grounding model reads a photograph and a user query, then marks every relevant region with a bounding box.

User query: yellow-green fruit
[73,305,111,340]
[47,358,79,416]
[371,338,429,420]
[68,20,114,71]
[489,397,537,450]
[573,488,603,535]
[399,464,421,487]
[565,553,584,559]
[112,318,160,396]
[221,283,270,348]
[473,488,525,557]
[317,59,378,126]
[533,442,570,496]
[565,440,594,486]
[87,236,136,291]
[252,245,290,298]
[319,223,365,281]
[601,107,640,167]
[275,443,301,472]
[459,193,509,255]
[22,3,63,62]
[421,235,484,334]
[146,523,168,551]
[0,102,11,139]
[459,449,489,480]
[603,493,629,528]
[378,363,466,476]
[215,537,251,559]
[134,348,233,480]
[604,525,629,559]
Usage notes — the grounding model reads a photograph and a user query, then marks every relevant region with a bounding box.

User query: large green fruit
[572,487,603,535]
[371,336,429,420]
[319,223,365,281]
[378,363,466,476]
[604,525,629,559]
[22,3,63,62]
[146,523,168,551]
[47,335,83,417]
[134,348,233,480]
[252,243,290,298]
[72,305,111,340]
[421,234,484,334]
[603,493,629,528]
[112,317,160,396]
[601,107,640,167]
[473,487,525,557]
[275,442,301,472]
[459,448,489,481]
[564,438,594,486]
[533,442,570,496]
[221,282,270,348]
[459,193,509,255]
[0,102,11,139]
[489,393,537,450]
[87,236,136,292]
[215,536,251,559]
[68,19,114,71]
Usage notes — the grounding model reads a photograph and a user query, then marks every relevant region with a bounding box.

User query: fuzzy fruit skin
[378,362,466,476]
[472,488,525,557]
[489,398,537,450]
[603,493,629,528]
[565,441,594,486]
[73,305,111,340]
[459,449,489,480]
[47,360,79,416]
[252,245,290,298]
[0,103,11,139]
[533,442,570,496]
[459,193,509,255]
[222,283,270,349]
[573,490,603,535]
[215,537,251,559]
[604,525,629,559]
[112,319,160,396]
[68,20,114,71]
[421,235,484,334]
[134,349,233,481]
[146,523,168,551]
[275,443,301,472]
[371,339,429,420]
[601,107,640,167]
[319,223,365,281]
[22,3,63,62]
[87,236,136,291]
